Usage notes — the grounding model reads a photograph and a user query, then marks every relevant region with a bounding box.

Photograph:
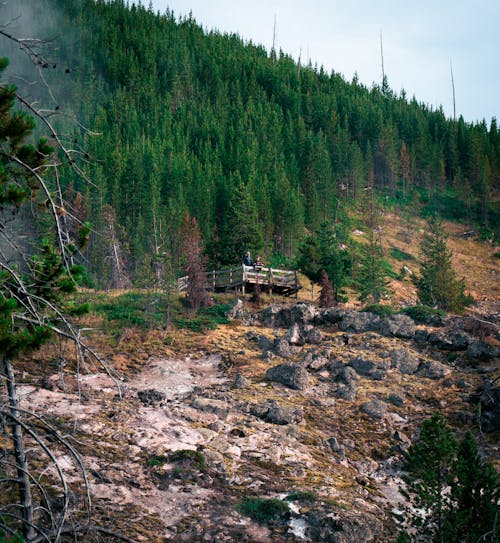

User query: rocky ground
[9,297,499,542]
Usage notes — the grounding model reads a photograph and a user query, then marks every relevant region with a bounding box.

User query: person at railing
[254,255,263,272]
[243,250,253,267]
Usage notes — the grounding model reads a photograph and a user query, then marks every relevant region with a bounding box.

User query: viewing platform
[178,265,301,297]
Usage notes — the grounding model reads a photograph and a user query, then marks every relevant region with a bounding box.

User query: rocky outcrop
[305,508,384,542]
[265,363,310,390]
[339,311,380,333]
[250,399,304,425]
[377,314,416,339]
[388,348,420,375]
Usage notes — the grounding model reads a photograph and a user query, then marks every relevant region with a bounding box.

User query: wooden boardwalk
[178,265,300,297]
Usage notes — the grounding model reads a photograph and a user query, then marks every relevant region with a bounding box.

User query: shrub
[169,449,206,472]
[235,497,289,524]
[361,304,396,317]
[401,305,446,322]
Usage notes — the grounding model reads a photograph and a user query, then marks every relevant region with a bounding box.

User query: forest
[4,0,500,288]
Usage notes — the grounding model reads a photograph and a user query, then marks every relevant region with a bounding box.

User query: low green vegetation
[400,305,446,322]
[400,413,498,543]
[361,304,397,317]
[286,490,316,503]
[235,497,289,524]
[169,450,207,472]
[389,247,416,261]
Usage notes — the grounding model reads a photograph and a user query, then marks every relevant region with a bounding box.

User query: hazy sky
[149,0,499,124]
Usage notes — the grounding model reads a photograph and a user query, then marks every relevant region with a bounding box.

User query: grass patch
[173,303,231,332]
[146,454,168,468]
[389,247,416,261]
[235,497,289,524]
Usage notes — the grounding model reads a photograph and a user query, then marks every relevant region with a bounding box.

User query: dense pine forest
[5,0,500,288]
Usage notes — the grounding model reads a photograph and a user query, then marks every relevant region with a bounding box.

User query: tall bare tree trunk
[2,356,35,542]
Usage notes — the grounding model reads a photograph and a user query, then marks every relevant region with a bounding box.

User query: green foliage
[400,305,446,322]
[27,0,498,286]
[173,303,230,332]
[169,449,206,472]
[402,414,498,543]
[414,218,473,312]
[235,497,289,524]
[146,455,167,468]
[389,247,416,261]
[361,304,396,317]
[0,532,24,543]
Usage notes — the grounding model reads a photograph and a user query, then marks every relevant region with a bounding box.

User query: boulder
[261,304,291,328]
[284,323,304,345]
[266,363,310,390]
[273,337,301,358]
[349,357,390,379]
[389,348,420,375]
[315,307,347,325]
[306,509,383,542]
[467,340,500,361]
[302,324,323,344]
[378,314,416,339]
[290,303,318,324]
[428,329,472,351]
[335,382,357,400]
[417,360,451,380]
[478,381,500,433]
[226,299,255,325]
[339,311,380,333]
[250,400,303,425]
[360,400,387,420]
[234,374,250,389]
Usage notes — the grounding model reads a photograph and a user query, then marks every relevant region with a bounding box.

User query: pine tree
[403,413,457,543]
[414,218,472,312]
[447,431,499,543]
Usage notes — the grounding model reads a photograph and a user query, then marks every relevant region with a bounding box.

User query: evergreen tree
[403,413,457,543]
[414,218,472,312]
[447,431,498,543]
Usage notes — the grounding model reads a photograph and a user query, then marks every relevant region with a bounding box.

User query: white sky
[149,0,499,124]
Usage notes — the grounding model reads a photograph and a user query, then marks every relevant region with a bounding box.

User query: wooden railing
[178,265,299,295]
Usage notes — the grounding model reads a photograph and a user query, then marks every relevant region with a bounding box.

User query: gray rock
[266,363,310,390]
[315,307,347,325]
[326,437,346,458]
[336,382,357,400]
[261,304,291,328]
[349,357,390,379]
[417,360,451,380]
[360,400,387,420]
[388,393,404,407]
[339,311,380,333]
[414,329,429,344]
[273,337,301,358]
[337,366,359,386]
[478,381,500,433]
[389,348,420,375]
[306,509,383,542]
[428,329,472,351]
[467,340,500,361]
[266,401,304,425]
[250,400,303,425]
[227,299,255,325]
[234,374,250,389]
[192,398,230,418]
[378,314,416,338]
[290,303,318,324]
[302,324,323,344]
[284,323,304,345]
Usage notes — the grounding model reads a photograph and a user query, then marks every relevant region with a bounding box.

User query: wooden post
[295,270,298,299]
[269,267,273,296]
[242,265,246,294]
[212,270,216,291]
[230,268,233,289]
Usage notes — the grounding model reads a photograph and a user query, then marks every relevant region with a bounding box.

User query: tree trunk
[2,355,35,542]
